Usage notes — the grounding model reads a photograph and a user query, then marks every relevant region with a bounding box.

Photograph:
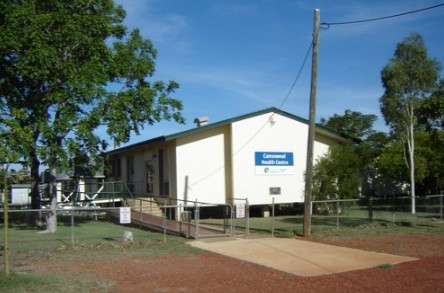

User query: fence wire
[2,194,442,257]
[0,199,240,257]
[238,195,443,237]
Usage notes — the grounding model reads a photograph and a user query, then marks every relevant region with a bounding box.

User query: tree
[320,109,377,139]
[0,0,184,232]
[380,32,441,214]
[313,144,361,200]
[418,72,444,194]
[313,110,381,207]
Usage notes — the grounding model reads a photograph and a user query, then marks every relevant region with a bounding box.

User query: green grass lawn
[1,209,443,292]
[3,219,163,251]
[230,207,444,238]
[0,220,202,292]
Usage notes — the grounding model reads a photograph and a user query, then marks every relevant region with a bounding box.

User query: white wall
[175,127,227,204]
[313,134,336,162]
[231,113,308,205]
[111,111,344,205]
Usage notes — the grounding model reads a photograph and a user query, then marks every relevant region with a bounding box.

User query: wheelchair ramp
[111,209,229,239]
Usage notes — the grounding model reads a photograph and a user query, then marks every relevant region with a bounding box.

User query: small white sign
[236,204,245,219]
[119,207,131,224]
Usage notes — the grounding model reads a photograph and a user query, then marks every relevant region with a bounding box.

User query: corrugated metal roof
[107,107,359,155]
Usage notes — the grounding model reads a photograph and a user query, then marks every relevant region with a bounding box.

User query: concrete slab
[188,237,417,277]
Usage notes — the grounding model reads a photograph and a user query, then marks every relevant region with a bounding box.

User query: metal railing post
[139,199,143,228]
[232,208,236,237]
[150,199,153,216]
[272,197,275,238]
[245,198,249,238]
[163,201,167,243]
[194,200,200,240]
[223,205,228,235]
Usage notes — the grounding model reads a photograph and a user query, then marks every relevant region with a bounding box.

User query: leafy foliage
[320,109,377,140]
[314,111,381,203]
[380,33,440,132]
[418,79,444,130]
[313,144,361,201]
[0,1,185,227]
[379,32,442,212]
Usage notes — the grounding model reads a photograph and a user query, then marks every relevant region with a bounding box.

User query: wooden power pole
[303,8,320,237]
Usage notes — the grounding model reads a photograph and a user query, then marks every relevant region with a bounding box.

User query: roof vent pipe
[194,116,209,127]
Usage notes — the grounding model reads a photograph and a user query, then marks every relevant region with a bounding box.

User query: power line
[321,3,444,27]
[189,38,315,189]
[278,39,314,109]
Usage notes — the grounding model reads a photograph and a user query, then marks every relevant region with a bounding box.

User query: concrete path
[188,237,417,277]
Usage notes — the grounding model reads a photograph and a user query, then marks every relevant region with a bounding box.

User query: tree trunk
[409,122,416,214]
[29,147,43,226]
[30,151,41,210]
[44,168,58,233]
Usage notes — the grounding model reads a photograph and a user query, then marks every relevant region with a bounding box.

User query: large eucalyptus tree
[380,32,441,214]
[0,0,184,232]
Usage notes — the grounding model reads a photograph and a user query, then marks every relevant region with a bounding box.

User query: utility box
[10,184,31,205]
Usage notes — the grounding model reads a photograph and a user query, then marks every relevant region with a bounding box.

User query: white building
[106,107,354,213]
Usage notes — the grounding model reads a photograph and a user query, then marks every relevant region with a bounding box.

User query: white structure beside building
[8,184,31,205]
[106,108,354,211]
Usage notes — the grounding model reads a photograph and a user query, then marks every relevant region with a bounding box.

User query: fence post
[245,198,250,238]
[271,197,275,238]
[3,166,10,276]
[194,200,200,240]
[336,196,339,229]
[162,200,167,243]
[179,203,183,235]
[440,192,443,220]
[231,208,236,237]
[150,199,152,216]
[70,209,75,245]
[223,205,228,235]
[392,194,396,223]
[168,198,172,220]
[139,199,143,229]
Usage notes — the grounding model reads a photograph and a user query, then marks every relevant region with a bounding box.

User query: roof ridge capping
[166,107,359,144]
[269,107,360,144]
[108,107,359,154]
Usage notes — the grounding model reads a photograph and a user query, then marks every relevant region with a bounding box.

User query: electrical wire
[278,39,314,109]
[189,2,444,191]
[187,36,317,190]
[321,3,444,28]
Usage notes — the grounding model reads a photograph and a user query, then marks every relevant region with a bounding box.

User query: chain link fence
[231,195,444,237]
[1,207,149,253]
[3,194,441,258]
[311,194,444,229]
[127,197,249,239]
[1,197,251,258]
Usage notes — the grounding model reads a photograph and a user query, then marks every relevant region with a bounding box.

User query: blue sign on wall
[255,152,294,175]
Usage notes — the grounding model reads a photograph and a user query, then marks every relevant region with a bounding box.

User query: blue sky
[114,0,444,146]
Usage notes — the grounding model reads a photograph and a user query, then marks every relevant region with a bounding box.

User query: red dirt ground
[22,234,444,292]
